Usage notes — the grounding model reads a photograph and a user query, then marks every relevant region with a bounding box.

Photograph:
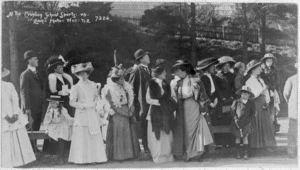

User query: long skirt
[1,127,36,168]
[147,119,174,163]
[249,95,276,148]
[184,98,214,159]
[106,107,140,161]
[68,126,107,164]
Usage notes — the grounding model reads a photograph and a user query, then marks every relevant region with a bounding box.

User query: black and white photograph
[1,0,298,168]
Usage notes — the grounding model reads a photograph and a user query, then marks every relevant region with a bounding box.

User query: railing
[118,16,296,46]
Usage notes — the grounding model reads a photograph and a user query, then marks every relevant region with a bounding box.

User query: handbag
[222,105,231,113]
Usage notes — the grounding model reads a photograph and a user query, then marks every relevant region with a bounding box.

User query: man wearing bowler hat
[20,50,45,153]
[128,49,151,153]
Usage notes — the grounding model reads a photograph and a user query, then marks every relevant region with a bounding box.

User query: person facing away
[2,66,36,168]
[20,50,45,153]
[128,49,151,153]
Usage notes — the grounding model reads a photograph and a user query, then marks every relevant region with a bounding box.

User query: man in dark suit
[20,50,45,152]
[128,49,151,153]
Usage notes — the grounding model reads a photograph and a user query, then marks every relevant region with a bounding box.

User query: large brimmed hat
[196,57,219,71]
[134,49,149,61]
[171,60,195,73]
[71,62,94,76]
[244,60,262,76]
[24,50,37,61]
[234,61,245,69]
[261,53,276,62]
[216,56,236,69]
[239,85,254,98]
[47,95,63,102]
[2,66,10,78]
[47,56,65,71]
[152,59,166,75]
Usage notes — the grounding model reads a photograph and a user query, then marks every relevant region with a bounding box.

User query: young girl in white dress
[43,95,73,164]
[1,67,36,167]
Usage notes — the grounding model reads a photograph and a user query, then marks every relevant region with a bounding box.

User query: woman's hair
[111,77,120,83]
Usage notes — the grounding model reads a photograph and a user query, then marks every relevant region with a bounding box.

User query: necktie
[33,71,38,78]
[144,67,150,75]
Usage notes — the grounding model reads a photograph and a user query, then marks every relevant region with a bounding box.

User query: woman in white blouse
[1,67,36,167]
[245,60,276,149]
[170,60,213,162]
[68,62,107,164]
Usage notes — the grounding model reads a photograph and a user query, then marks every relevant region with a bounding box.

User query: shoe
[236,144,241,159]
[243,144,249,160]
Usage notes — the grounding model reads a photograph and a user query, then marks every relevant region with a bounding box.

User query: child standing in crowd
[43,95,74,164]
[230,86,256,160]
[2,66,36,168]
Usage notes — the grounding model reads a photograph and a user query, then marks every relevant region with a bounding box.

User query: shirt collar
[27,65,36,72]
[241,99,248,104]
[155,78,163,84]
[54,72,63,77]
[140,64,148,68]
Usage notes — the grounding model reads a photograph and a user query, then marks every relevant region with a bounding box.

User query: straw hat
[71,62,94,76]
[171,60,195,75]
[244,60,262,76]
[47,95,63,102]
[239,85,254,98]
[216,56,236,69]
[196,58,218,71]
[261,53,276,62]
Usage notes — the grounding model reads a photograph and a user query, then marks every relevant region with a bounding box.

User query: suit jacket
[20,68,44,115]
[128,64,151,119]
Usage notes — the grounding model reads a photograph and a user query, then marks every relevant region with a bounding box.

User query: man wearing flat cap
[20,50,45,152]
[128,49,151,153]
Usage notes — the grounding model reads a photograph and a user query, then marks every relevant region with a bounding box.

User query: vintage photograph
[1,0,298,168]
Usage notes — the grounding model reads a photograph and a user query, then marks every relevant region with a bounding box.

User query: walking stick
[235,120,243,138]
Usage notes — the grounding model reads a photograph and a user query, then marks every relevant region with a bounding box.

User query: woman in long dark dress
[245,60,276,149]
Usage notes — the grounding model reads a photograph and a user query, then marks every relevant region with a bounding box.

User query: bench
[211,125,231,133]
[28,130,50,140]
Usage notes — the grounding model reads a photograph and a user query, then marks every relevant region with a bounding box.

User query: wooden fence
[119,17,295,47]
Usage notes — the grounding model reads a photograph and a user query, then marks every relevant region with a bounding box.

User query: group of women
[2,52,282,167]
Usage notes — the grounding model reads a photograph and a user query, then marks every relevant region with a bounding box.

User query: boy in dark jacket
[230,85,256,160]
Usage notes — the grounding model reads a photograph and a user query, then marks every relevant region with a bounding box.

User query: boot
[236,144,241,159]
[243,144,249,160]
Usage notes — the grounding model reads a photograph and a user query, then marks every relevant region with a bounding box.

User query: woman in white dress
[1,67,36,168]
[146,59,176,163]
[68,62,107,164]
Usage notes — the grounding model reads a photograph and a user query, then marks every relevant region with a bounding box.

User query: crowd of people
[1,49,298,167]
